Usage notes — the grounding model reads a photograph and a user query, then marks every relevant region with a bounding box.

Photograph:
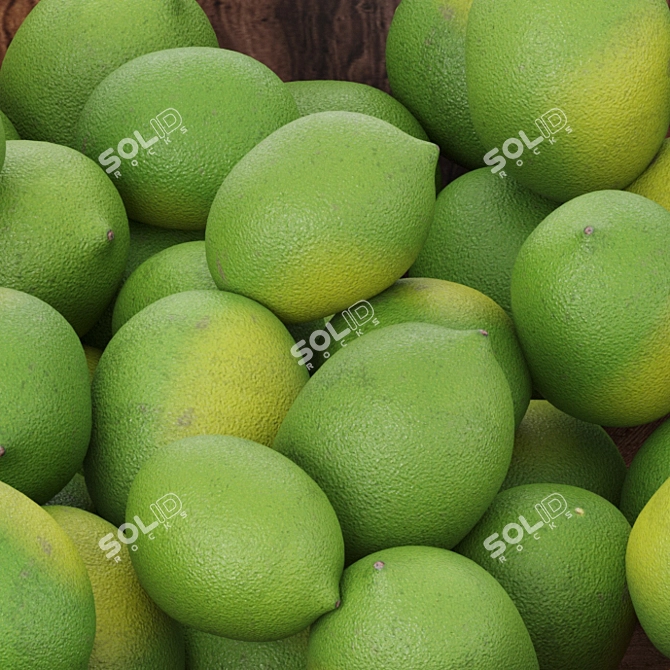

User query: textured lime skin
[620,420,670,524]
[83,345,103,382]
[113,241,216,333]
[274,323,515,564]
[319,278,531,426]
[626,477,670,657]
[206,111,438,323]
[0,0,217,146]
[466,0,670,202]
[511,190,670,427]
[46,506,185,669]
[45,473,96,513]
[0,482,96,670]
[76,47,299,230]
[386,0,486,168]
[501,401,626,505]
[0,288,91,504]
[0,109,19,140]
[627,138,670,212]
[184,626,309,669]
[409,168,557,314]
[307,546,538,670]
[457,483,635,670]
[287,80,428,140]
[86,289,309,525]
[0,119,5,170]
[83,220,205,350]
[0,141,129,336]
[126,435,344,641]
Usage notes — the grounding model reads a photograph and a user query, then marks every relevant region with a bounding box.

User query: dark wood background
[0,0,668,667]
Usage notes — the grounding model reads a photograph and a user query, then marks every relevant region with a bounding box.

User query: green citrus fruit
[511,190,670,426]
[0,0,217,146]
[466,0,670,201]
[408,167,557,314]
[76,47,299,230]
[83,345,103,382]
[126,434,344,641]
[308,545,538,669]
[184,626,309,669]
[627,138,670,212]
[274,322,515,563]
[317,278,531,425]
[112,241,216,334]
[45,473,96,513]
[0,481,96,669]
[286,79,428,140]
[86,289,308,525]
[620,419,670,524]
[386,0,486,168]
[0,140,129,336]
[626,476,670,658]
[206,111,438,323]
[83,219,205,350]
[0,288,91,503]
[46,505,185,669]
[0,109,19,140]
[457,483,635,670]
[501,400,626,506]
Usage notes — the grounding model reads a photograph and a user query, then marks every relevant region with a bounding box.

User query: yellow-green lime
[83,219,205,350]
[0,481,96,670]
[274,322,515,563]
[0,288,91,504]
[86,289,308,525]
[501,400,626,505]
[0,109,19,140]
[511,190,670,426]
[45,473,96,513]
[307,546,539,669]
[466,0,670,201]
[620,419,670,524]
[626,477,670,658]
[0,140,129,336]
[0,119,5,170]
[386,0,486,168]
[46,505,185,669]
[318,278,531,425]
[83,345,103,382]
[457,483,636,670]
[113,241,216,334]
[184,626,309,670]
[76,47,299,230]
[206,111,438,323]
[0,0,217,146]
[286,79,428,140]
[409,167,557,314]
[126,434,344,641]
[627,138,670,212]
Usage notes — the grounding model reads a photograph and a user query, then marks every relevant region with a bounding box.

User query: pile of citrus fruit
[1,0,670,668]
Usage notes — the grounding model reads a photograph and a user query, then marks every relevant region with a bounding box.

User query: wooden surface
[0,0,668,667]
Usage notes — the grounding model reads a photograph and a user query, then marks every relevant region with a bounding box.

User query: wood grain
[0,0,668,667]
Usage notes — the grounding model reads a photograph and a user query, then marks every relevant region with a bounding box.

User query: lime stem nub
[0,446,5,457]
[107,230,115,241]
